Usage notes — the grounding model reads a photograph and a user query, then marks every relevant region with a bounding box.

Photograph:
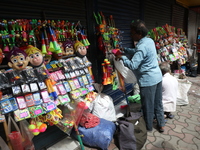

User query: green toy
[128,94,141,104]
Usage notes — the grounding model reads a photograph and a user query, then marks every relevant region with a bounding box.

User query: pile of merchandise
[148,24,189,68]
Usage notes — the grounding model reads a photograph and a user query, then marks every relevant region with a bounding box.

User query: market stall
[0,19,99,150]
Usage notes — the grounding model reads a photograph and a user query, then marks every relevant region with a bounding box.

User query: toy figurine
[7,46,30,71]
[63,39,74,56]
[25,45,44,67]
[0,48,4,65]
[44,54,52,65]
[74,40,87,58]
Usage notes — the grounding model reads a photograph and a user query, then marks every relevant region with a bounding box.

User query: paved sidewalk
[85,75,200,150]
[48,75,200,150]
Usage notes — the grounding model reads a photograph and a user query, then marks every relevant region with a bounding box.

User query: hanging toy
[28,120,47,136]
[25,45,44,68]
[7,46,30,71]
[63,39,74,56]
[74,40,87,58]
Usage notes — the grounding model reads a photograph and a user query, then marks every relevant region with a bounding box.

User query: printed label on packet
[14,108,31,122]
[82,75,89,85]
[68,80,77,90]
[41,90,51,103]
[63,81,71,92]
[0,99,13,114]
[28,105,44,118]
[42,101,56,113]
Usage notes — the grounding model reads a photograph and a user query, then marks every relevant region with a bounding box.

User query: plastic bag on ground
[91,83,116,121]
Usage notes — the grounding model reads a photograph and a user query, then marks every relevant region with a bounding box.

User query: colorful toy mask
[63,40,74,56]
[44,54,52,65]
[74,40,87,58]
[7,46,30,71]
[25,45,44,67]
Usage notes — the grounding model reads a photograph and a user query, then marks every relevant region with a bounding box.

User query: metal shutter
[95,0,140,47]
[0,0,87,25]
[188,10,198,47]
[172,4,188,34]
[94,0,140,104]
[144,0,173,30]
[0,1,87,149]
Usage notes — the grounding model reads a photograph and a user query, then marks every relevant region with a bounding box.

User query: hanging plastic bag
[8,115,24,150]
[113,58,137,84]
[0,136,10,150]
[19,120,35,150]
[91,83,116,121]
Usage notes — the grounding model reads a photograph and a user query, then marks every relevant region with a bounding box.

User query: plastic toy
[28,120,47,136]
[25,45,44,68]
[63,39,75,56]
[7,46,30,71]
[74,40,87,58]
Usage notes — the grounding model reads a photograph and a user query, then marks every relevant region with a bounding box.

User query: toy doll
[74,40,87,58]
[25,45,44,68]
[7,46,30,71]
[63,39,74,56]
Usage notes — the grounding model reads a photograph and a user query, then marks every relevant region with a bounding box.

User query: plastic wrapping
[8,115,24,150]
[0,136,10,150]
[19,120,35,150]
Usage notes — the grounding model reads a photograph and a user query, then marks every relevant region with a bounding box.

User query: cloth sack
[176,78,192,105]
[114,110,147,150]
[91,83,116,121]
[73,118,116,150]
[115,119,137,150]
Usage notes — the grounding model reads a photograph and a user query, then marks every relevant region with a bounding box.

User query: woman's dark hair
[130,20,149,37]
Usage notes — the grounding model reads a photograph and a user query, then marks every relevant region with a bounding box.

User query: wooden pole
[3,119,13,150]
